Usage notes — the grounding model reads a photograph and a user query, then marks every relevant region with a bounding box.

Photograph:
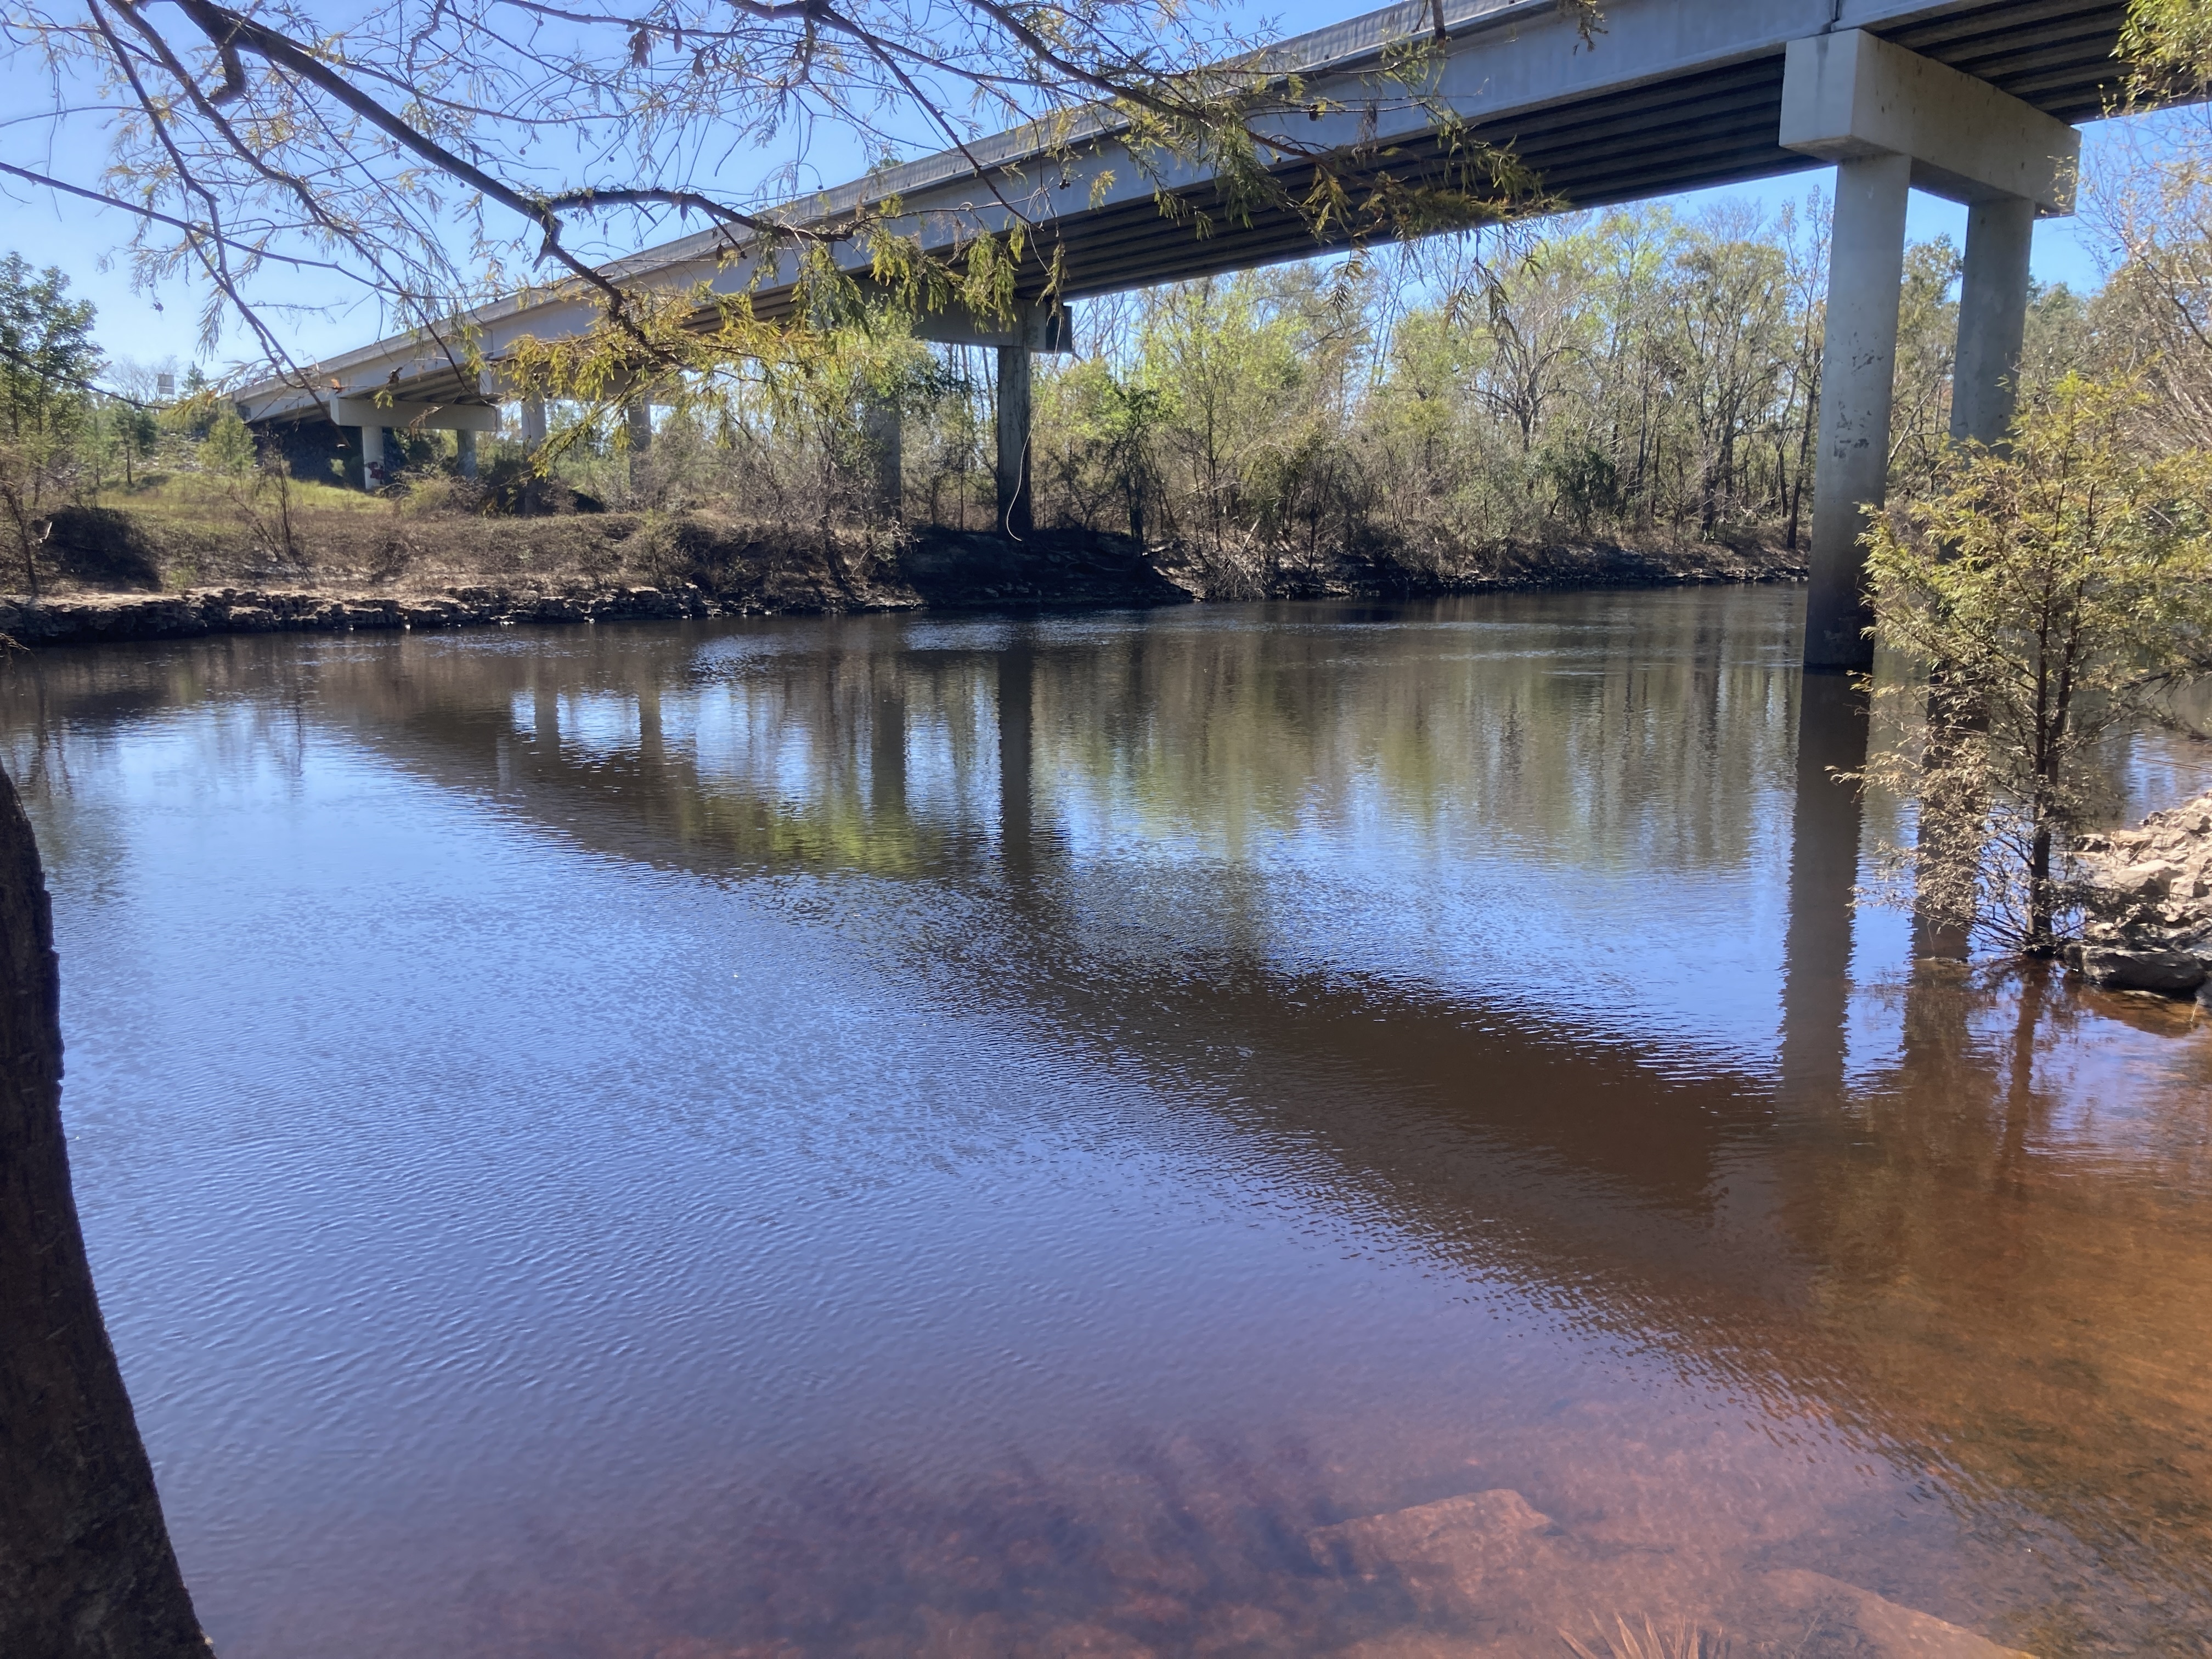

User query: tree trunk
[2027,820,2055,954]
[1910,670,1988,961]
[0,762,210,1656]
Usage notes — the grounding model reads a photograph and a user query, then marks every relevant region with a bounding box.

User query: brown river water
[4,588,2211,1657]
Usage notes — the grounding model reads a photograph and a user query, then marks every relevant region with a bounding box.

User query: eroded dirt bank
[1,520,1804,648]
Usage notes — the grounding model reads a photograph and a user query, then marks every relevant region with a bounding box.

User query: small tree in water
[1863,375,2212,954]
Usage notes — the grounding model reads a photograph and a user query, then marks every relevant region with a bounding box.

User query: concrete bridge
[239,0,2126,667]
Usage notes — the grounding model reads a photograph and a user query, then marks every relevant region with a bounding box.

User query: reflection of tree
[1,594,1805,893]
[1034,593,1792,874]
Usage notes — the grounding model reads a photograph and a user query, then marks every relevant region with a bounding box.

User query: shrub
[1863,375,2212,953]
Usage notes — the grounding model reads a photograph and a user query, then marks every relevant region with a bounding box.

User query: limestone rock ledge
[2070,791,2212,1001]
[1307,1489,2030,1658]
[0,583,738,647]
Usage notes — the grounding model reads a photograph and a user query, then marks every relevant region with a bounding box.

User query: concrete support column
[358,424,386,491]
[455,427,478,482]
[1780,29,2076,672]
[995,345,1032,538]
[862,396,902,523]
[625,397,653,496]
[1950,196,2036,448]
[1804,151,1912,673]
[516,397,550,512]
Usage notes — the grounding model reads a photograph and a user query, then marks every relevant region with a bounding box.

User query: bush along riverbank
[2071,791,2212,1003]
[0,516,1804,648]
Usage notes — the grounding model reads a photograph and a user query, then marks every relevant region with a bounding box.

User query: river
[5,588,2210,1657]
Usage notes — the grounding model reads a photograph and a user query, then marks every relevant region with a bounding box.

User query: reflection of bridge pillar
[871,677,907,817]
[637,681,662,766]
[532,682,560,754]
[1781,30,2077,672]
[995,346,1032,538]
[1780,673,1869,1101]
[997,644,1033,870]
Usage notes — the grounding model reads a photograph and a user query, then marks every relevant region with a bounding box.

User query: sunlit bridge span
[236,0,2137,668]
[239,0,2125,419]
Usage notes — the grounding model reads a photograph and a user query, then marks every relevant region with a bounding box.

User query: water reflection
[1780,673,1867,1099]
[4,591,2211,1656]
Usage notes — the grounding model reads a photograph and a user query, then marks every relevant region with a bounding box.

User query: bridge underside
[242,0,2131,421]
[1039,0,2129,303]
[235,0,2142,629]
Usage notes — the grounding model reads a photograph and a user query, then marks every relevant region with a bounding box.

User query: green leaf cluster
[1,252,100,447]
[2121,0,2212,103]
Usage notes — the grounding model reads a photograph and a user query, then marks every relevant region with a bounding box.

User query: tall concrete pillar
[995,345,1032,538]
[1804,151,1912,673]
[862,396,902,523]
[1779,30,2078,674]
[520,396,548,447]
[455,427,478,482]
[624,397,653,496]
[358,424,386,490]
[1951,196,2036,448]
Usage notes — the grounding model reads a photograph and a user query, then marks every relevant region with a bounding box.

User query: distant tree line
[585,197,2099,576]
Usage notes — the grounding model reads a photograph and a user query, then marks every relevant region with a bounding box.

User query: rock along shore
[2072,789,2212,1002]
[0,584,731,648]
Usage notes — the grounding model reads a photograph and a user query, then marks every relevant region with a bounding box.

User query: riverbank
[2,519,1803,648]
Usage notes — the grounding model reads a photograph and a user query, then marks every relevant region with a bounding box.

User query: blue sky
[0,0,2159,376]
